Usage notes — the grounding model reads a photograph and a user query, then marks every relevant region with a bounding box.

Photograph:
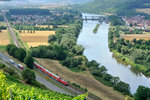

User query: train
[34,62,69,86]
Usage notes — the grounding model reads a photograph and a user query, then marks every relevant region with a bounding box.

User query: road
[1,12,20,48]
[0,52,71,95]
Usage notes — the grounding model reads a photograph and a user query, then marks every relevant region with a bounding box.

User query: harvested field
[27,42,49,47]
[20,31,55,36]
[137,8,150,14]
[36,25,53,28]
[123,34,150,41]
[20,31,55,47]
[35,58,125,100]
[0,30,10,45]
[57,25,68,28]
[22,36,48,42]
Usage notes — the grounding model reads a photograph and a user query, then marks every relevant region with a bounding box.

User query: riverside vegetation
[93,24,100,33]
[108,15,150,99]
[108,15,150,77]
[5,8,132,97]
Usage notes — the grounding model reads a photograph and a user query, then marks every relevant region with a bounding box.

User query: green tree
[48,34,56,43]
[72,45,84,55]
[134,86,150,100]
[24,54,34,69]
[15,48,27,62]
[22,68,36,84]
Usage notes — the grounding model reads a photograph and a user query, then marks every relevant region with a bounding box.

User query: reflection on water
[77,13,150,94]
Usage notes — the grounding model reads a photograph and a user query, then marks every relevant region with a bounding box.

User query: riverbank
[93,23,100,33]
[108,24,150,77]
[112,50,150,77]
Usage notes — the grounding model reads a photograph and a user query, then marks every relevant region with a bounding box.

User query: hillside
[0,71,86,100]
[116,0,150,16]
[76,0,150,15]
[74,0,129,14]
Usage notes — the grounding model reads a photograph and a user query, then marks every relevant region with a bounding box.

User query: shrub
[0,64,6,69]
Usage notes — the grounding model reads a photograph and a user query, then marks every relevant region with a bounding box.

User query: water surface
[77,13,150,94]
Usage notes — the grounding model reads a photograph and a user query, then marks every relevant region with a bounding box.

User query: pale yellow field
[36,25,53,28]
[27,42,49,47]
[0,30,10,45]
[57,25,68,28]
[137,8,150,14]
[19,30,55,36]
[123,34,150,41]
[20,30,55,48]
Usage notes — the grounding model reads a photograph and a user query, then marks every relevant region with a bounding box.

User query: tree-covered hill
[75,0,150,16]
[74,0,129,14]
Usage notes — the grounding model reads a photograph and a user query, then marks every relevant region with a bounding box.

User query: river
[77,13,150,94]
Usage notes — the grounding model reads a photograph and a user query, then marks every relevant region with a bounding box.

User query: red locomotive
[34,62,68,86]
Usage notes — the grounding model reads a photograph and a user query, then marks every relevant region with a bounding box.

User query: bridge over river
[82,16,109,23]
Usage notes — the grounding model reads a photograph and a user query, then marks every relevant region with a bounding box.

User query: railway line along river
[77,13,150,94]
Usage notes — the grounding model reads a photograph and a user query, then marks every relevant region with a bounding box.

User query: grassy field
[137,8,150,14]
[19,30,55,48]
[35,58,126,100]
[122,34,150,41]
[0,45,6,51]
[0,30,10,45]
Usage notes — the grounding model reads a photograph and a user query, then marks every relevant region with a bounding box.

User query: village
[122,15,150,30]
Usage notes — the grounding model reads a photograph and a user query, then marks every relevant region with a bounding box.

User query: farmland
[0,30,10,45]
[122,34,150,41]
[36,25,53,28]
[20,30,55,48]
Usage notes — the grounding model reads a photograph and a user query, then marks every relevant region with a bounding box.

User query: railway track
[1,11,20,48]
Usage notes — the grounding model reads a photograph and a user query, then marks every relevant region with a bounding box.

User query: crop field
[0,30,10,45]
[57,25,68,28]
[137,8,150,14]
[36,25,53,28]
[20,30,55,48]
[122,34,150,41]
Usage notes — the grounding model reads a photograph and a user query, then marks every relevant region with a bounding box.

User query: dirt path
[35,58,125,100]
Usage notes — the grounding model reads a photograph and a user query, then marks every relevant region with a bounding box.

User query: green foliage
[4,67,19,79]
[21,68,35,84]
[48,34,56,43]
[61,57,82,68]
[6,44,27,62]
[134,86,150,100]
[24,54,34,69]
[86,60,131,95]
[93,24,100,33]
[113,81,131,95]
[15,48,27,62]
[72,45,84,55]
[0,63,5,69]
[0,71,87,100]
[108,15,125,26]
